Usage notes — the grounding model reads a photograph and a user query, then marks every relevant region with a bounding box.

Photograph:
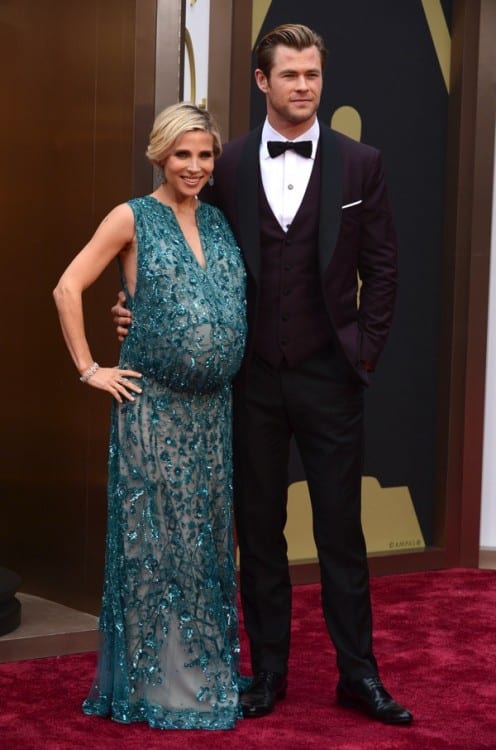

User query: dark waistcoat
[252,149,333,368]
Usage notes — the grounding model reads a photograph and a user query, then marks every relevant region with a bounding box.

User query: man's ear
[254,68,269,94]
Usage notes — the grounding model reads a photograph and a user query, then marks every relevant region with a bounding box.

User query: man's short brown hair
[256,23,328,77]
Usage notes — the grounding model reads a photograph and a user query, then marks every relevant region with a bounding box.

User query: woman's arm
[53,203,142,402]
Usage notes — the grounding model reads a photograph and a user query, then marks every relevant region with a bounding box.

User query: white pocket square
[341,200,362,209]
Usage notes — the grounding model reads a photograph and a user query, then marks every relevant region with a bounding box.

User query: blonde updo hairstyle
[146,102,222,172]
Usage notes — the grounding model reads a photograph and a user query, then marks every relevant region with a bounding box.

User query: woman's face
[161,130,215,199]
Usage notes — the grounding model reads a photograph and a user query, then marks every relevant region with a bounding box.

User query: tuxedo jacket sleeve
[203,122,398,385]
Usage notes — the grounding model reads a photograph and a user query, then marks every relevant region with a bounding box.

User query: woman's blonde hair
[146,102,222,168]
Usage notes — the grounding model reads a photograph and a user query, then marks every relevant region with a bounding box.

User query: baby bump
[122,321,245,393]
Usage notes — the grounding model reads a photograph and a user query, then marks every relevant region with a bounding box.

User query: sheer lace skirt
[83,380,241,729]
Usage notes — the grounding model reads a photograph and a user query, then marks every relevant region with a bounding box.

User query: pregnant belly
[123,322,245,393]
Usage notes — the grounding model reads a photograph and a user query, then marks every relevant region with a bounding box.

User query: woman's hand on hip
[84,366,143,403]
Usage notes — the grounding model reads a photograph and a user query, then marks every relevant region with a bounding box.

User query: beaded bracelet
[80,362,99,383]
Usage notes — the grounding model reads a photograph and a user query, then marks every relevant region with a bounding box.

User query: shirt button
[288,184,294,190]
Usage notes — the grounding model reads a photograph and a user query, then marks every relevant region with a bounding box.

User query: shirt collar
[261,118,320,160]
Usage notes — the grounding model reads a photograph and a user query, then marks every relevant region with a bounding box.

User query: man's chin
[285,104,318,121]
[286,112,317,126]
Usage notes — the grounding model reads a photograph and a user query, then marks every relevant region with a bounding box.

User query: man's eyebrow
[278,67,321,74]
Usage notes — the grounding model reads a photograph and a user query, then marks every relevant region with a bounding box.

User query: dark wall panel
[251,0,452,544]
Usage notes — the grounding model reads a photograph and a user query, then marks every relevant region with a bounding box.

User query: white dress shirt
[260,118,320,232]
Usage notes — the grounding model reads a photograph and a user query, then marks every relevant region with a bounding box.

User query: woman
[53,103,247,730]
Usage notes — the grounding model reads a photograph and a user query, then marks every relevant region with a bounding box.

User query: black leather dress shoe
[240,671,288,718]
[336,676,413,724]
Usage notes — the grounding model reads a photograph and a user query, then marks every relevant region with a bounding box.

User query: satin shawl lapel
[236,125,263,280]
[318,125,342,274]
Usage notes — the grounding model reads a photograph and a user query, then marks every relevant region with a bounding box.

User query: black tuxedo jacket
[204,122,398,385]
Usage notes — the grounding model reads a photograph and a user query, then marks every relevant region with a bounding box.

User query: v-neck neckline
[147,196,207,271]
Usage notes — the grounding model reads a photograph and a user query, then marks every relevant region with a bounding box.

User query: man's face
[255,44,323,131]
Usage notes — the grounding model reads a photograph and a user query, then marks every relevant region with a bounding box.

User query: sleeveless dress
[82,196,247,730]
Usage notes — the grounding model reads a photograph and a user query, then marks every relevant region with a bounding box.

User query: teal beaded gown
[82,196,247,730]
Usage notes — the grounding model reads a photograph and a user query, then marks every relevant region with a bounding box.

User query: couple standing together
[54,23,412,730]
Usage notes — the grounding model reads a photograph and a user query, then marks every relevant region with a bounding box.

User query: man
[113,23,412,725]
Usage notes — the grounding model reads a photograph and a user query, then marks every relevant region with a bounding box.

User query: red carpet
[1,568,496,749]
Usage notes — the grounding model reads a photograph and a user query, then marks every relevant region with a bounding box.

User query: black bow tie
[267,140,313,159]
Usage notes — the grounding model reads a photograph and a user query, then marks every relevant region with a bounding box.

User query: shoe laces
[363,676,383,690]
